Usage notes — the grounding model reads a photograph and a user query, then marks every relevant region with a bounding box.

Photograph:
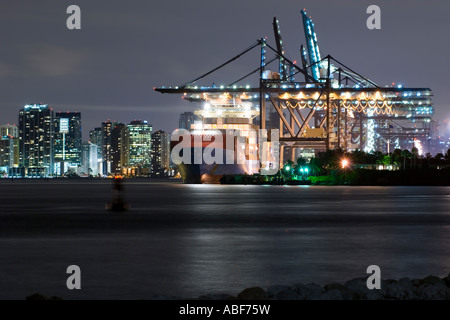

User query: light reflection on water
[0,181,449,299]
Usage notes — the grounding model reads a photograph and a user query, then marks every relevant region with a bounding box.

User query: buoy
[106,176,130,212]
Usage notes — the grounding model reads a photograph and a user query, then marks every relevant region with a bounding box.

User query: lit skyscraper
[101,120,117,175]
[0,124,19,138]
[0,137,19,174]
[81,142,98,176]
[127,120,152,171]
[0,124,19,174]
[89,127,103,160]
[151,130,170,176]
[18,104,54,176]
[54,112,82,174]
[111,123,129,175]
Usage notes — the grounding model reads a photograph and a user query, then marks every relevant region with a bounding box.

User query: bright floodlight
[342,159,349,168]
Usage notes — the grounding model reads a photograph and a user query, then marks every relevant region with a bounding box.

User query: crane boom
[301,9,322,81]
[272,17,288,81]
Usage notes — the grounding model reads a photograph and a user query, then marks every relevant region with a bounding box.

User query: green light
[285,166,291,171]
[300,168,304,172]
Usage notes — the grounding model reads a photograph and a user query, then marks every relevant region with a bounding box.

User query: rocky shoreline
[26,274,450,300]
[160,274,450,300]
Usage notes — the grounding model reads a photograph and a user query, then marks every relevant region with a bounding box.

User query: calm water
[0,179,449,299]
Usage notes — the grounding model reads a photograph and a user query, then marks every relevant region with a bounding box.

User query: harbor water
[0,179,449,299]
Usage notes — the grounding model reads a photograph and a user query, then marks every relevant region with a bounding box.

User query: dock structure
[155,9,433,160]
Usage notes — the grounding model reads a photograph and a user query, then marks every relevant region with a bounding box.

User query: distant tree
[295,157,307,167]
[392,149,402,166]
[316,150,333,169]
[309,157,323,176]
[372,151,385,162]
[351,149,367,164]
[401,150,411,169]
[435,153,444,163]
[292,157,307,176]
[411,147,419,168]
[381,155,392,168]
[283,160,294,176]
[445,149,450,164]
[284,159,294,168]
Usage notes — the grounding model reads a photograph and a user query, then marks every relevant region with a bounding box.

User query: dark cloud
[22,44,89,77]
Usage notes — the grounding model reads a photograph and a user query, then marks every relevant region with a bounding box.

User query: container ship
[173,92,261,183]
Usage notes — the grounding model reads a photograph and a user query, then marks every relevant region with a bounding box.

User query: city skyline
[0,103,172,177]
[0,1,449,139]
[1,103,157,141]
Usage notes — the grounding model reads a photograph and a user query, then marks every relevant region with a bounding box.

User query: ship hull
[176,146,249,184]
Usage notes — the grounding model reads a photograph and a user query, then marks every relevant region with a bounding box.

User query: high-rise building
[179,111,200,130]
[0,124,19,175]
[81,142,98,176]
[0,124,19,138]
[111,123,129,175]
[89,127,103,160]
[0,136,19,173]
[19,104,54,176]
[0,138,12,175]
[127,120,152,171]
[151,130,170,176]
[101,120,117,175]
[54,112,82,174]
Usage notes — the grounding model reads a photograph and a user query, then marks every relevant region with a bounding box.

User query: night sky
[1,0,449,139]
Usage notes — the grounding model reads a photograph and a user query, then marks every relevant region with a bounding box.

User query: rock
[442,273,450,287]
[324,283,348,292]
[344,277,382,300]
[382,279,407,300]
[384,278,416,300]
[406,275,450,300]
[26,293,49,300]
[291,283,323,300]
[321,283,355,300]
[344,277,370,300]
[421,275,444,286]
[26,293,63,300]
[150,295,180,300]
[237,287,267,300]
[198,293,236,300]
[411,278,422,286]
[275,289,301,300]
[317,289,345,300]
[398,277,412,286]
[266,285,290,299]
[416,278,450,300]
[165,273,450,300]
